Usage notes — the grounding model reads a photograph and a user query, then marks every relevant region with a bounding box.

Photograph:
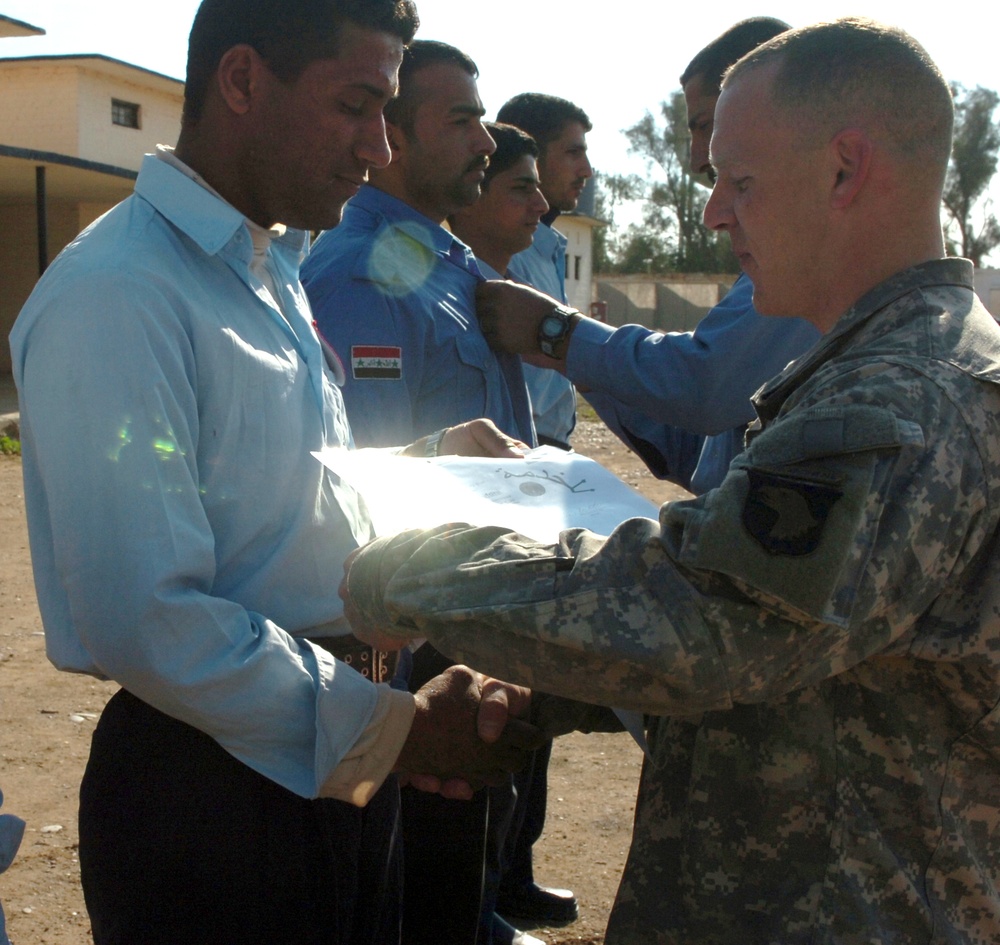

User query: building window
[111,99,141,129]
[564,254,570,279]
[574,256,582,281]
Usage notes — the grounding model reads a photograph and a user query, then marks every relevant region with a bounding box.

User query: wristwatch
[424,428,447,457]
[537,303,576,358]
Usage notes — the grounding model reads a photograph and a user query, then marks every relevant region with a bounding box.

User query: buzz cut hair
[725,17,954,173]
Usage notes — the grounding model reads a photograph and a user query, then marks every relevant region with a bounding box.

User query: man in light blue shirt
[497,93,594,451]
[9,4,537,943]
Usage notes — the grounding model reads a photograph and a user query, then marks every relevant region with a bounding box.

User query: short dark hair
[383,39,479,135]
[183,0,419,124]
[726,17,954,171]
[680,17,789,93]
[481,122,539,189]
[496,93,591,154]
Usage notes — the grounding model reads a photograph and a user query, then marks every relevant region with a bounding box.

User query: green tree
[603,92,736,275]
[943,84,1000,267]
[592,171,642,273]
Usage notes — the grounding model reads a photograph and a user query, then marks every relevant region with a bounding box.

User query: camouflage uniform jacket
[348,258,1000,944]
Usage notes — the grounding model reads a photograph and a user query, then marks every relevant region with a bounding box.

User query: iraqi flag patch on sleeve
[351,345,402,380]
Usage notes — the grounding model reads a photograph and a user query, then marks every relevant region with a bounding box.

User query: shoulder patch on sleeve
[743,468,843,556]
[666,402,915,625]
[352,346,402,380]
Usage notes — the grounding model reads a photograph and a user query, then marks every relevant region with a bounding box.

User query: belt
[308,634,397,684]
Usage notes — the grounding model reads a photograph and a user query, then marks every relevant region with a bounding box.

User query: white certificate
[313,444,660,541]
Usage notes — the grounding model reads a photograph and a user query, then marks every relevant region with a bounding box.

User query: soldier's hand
[338,548,412,651]
[530,692,626,738]
[395,665,544,799]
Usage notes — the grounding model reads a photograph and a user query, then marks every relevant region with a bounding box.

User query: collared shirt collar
[348,184,474,261]
[135,149,308,260]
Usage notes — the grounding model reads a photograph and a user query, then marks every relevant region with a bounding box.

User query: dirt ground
[0,416,688,945]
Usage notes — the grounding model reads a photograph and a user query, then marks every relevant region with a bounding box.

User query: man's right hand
[395,665,545,799]
[400,418,528,461]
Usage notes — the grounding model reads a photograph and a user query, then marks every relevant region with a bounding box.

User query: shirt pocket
[666,404,925,626]
[451,328,499,410]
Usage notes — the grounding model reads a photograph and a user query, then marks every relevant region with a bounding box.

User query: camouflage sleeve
[528,694,626,738]
[347,365,995,714]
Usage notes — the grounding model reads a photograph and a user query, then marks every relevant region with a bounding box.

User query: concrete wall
[1,58,182,375]
[595,273,738,331]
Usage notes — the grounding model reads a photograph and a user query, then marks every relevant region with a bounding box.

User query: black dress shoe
[496,883,579,929]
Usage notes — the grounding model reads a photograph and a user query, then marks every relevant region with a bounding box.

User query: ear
[384,120,406,157]
[829,129,872,209]
[215,44,265,117]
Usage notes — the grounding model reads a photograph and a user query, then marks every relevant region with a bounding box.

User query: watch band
[424,428,447,457]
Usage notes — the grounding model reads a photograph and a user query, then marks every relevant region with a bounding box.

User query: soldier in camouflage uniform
[342,19,1000,944]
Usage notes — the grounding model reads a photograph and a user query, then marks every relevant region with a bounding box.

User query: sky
[3,0,999,260]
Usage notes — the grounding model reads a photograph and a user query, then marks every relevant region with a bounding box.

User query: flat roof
[0,13,44,38]
[0,53,182,92]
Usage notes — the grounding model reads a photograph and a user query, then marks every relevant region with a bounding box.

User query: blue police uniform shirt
[302,185,535,448]
[570,274,821,493]
[508,221,578,445]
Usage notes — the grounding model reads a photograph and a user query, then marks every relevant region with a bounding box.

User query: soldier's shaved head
[725,17,953,185]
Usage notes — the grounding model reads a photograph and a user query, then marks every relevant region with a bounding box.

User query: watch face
[538,305,572,357]
[541,315,564,339]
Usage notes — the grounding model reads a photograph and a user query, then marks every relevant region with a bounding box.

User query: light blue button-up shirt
[508,221,578,445]
[10,154,384,799]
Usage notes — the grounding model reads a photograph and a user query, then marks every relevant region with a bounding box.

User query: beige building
[554,176,603,315]
[0,44,183,374]
[555,212,601,314]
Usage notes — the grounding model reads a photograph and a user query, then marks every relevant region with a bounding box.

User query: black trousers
[400,645,488,945]
[499,740,552,895]
[80,689,402,945]
[401,646,553,945]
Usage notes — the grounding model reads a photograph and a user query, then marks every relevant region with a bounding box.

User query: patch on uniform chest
[352,346,402,380]
[742,468,843,556]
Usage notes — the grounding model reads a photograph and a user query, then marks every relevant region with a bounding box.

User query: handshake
[396,663,545,800]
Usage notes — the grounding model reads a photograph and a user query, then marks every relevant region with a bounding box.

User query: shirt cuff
[318,684,415,805]
[565,316,616,382]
